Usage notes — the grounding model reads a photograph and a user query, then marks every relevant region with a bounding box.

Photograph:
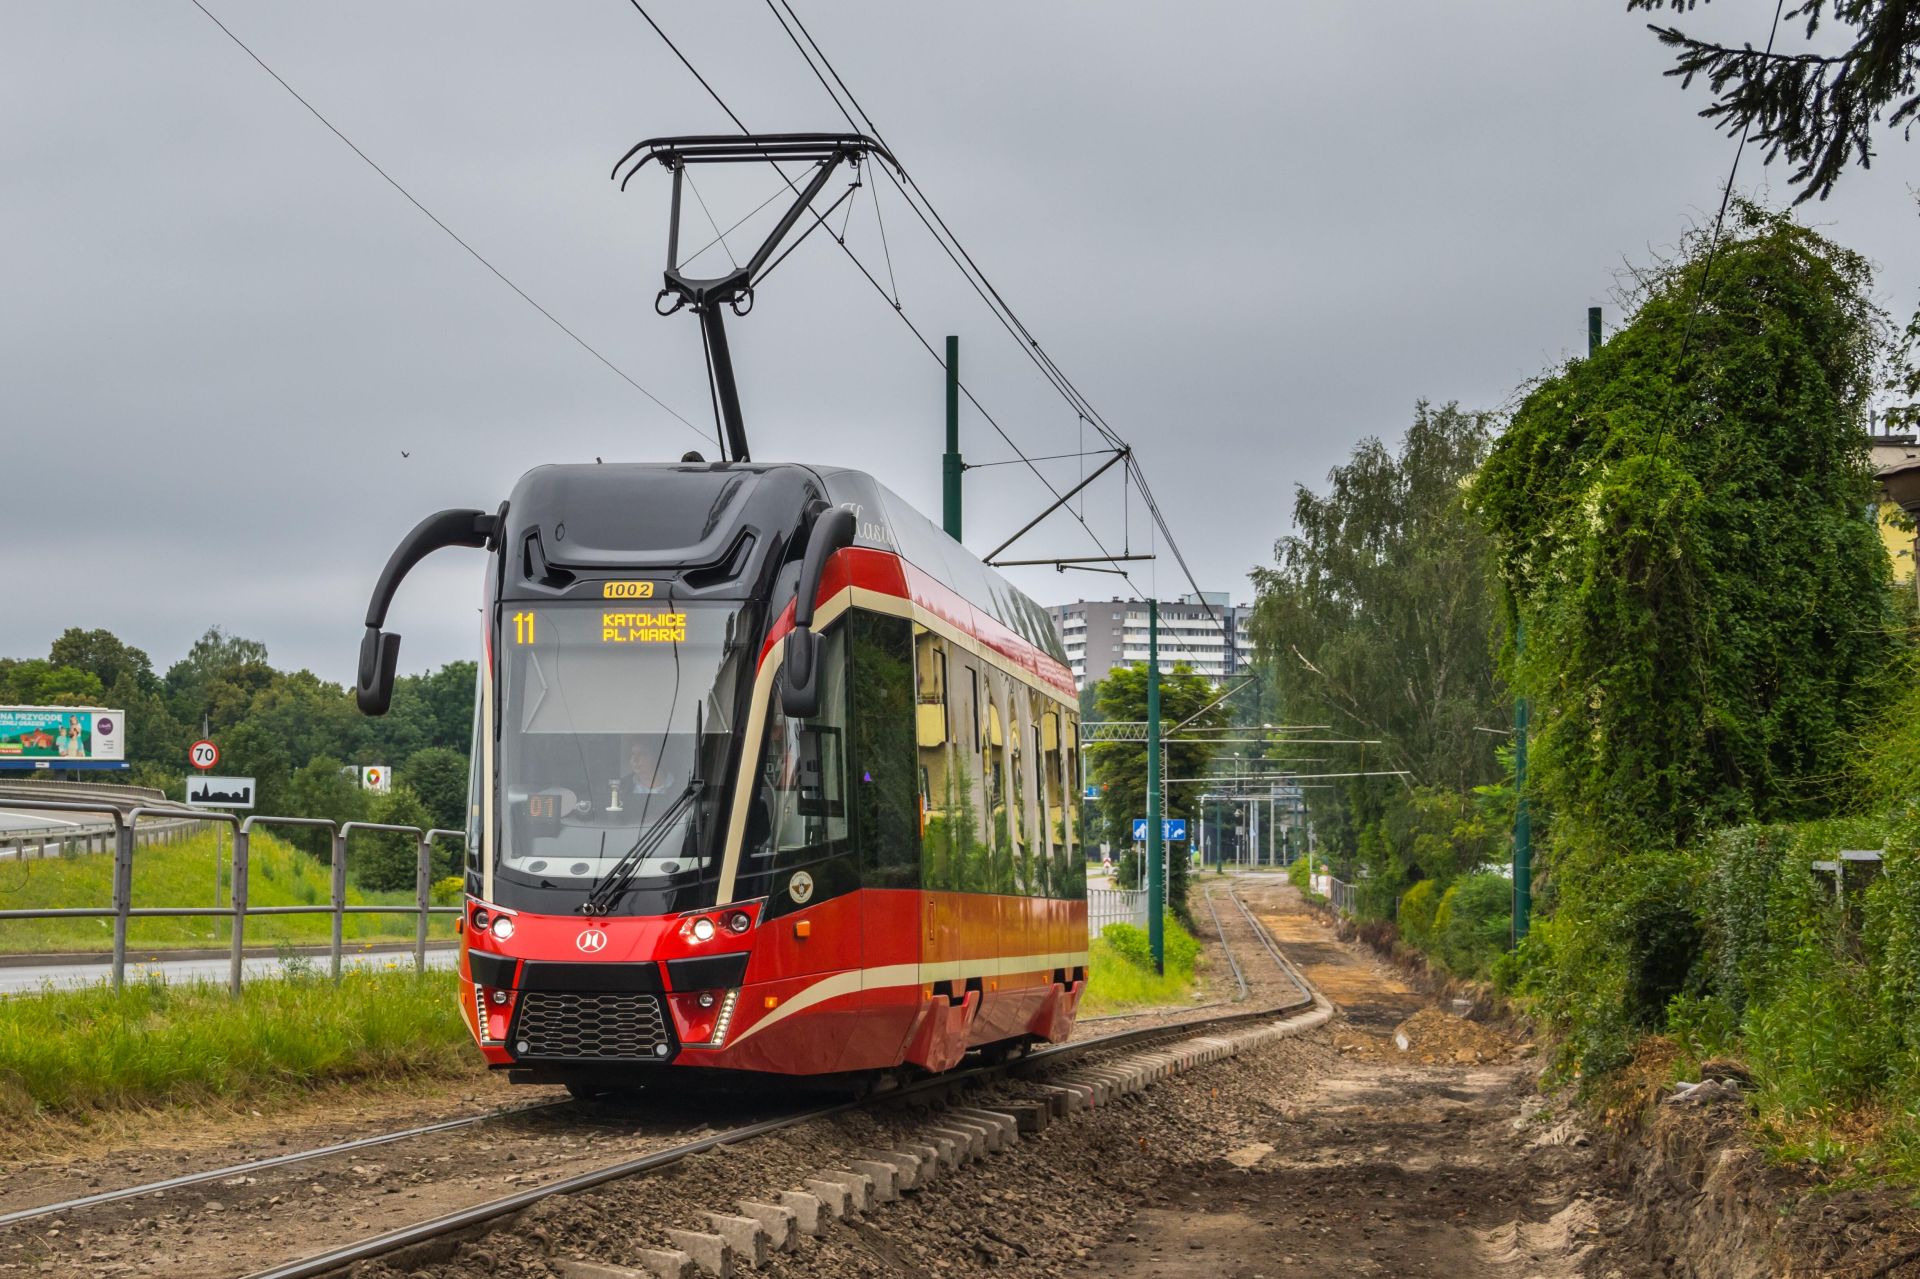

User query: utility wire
[187,0,704,441]
[624,2,1221,669]
[765,0,1224,641]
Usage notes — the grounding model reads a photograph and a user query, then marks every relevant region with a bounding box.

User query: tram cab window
[466,659,485,883]
[493,601,740,906]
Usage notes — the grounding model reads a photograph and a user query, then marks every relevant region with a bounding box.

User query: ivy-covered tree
[1630,0,1920,201]
[1472,204,1898,855]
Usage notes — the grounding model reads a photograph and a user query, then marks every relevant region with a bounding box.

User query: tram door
[745,623,864,1072]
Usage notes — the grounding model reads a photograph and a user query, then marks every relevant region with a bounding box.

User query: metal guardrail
[0,779,166,805]
[1328,875,1357,916]
[0,799,464,995]
[1088,885,1150,936]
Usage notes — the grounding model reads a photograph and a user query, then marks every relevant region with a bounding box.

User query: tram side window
[946,650,988,893]
[984,687,1012,893]
[1060,726,1085,899]
[1042,707,1070,900]
[1007,682,1035,896]
[750,624,850,870]
[915,627,969,893]
[1028,695,1052,898]
[850,612,920,890]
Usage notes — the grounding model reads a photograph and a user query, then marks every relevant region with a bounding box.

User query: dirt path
[1088,877,1641,1279]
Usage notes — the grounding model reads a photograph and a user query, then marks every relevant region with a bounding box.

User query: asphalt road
[0,947,459,994]
[0,807,95,834]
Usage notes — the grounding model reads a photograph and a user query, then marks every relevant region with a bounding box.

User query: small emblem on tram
[576,927,608,953]
[789,870,814,904]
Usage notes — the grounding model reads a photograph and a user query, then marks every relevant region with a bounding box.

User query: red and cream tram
[356,462,1087,1089]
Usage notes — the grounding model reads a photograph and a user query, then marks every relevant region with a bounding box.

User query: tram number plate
[602,581,656,599]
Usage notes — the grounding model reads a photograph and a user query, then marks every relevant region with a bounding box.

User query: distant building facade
[1045,592,1254,689]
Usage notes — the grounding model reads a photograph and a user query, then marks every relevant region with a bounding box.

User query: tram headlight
[698,991,716,1008]
[489,914,516,942]
[690,916,717,943]
[724,910,751,934]
[471,907,491,931]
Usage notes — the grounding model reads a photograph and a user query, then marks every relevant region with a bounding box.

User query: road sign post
[1147,599,1163,974]
[189,739,223,937]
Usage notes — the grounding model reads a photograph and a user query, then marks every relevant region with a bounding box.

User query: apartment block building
[1045,591,1254,688]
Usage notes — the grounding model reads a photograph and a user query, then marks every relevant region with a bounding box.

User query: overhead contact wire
[767,1,1223,642]
[186,0,703,441]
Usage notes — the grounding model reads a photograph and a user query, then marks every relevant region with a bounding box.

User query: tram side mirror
[354,506,501,717]
[356,627,401,715]
[780,506,856,720]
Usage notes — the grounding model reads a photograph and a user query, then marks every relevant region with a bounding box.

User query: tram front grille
[510,991,673,1061]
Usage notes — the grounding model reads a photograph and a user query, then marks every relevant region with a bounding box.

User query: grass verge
[0,969,477,1121]
[0,828,456,953]
[1080,913,1204,1015]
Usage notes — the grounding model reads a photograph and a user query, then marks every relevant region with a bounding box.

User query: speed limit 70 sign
[189,740,220,770]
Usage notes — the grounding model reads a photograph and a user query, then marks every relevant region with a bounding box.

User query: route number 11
[512,612,537,644]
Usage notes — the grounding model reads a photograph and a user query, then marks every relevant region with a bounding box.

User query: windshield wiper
[580,778,701,915]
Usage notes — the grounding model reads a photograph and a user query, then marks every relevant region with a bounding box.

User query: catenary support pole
[1147,599,1164,974]
[943,335,962,540]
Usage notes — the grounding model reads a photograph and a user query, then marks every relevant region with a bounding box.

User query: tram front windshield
[495,600,740,910]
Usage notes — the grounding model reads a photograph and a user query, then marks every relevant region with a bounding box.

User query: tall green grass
[0,970,476,1120]
[1081,914,1203,1015]
[0,829,456,953]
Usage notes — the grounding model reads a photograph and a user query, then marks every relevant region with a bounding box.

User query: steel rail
[1226,878,1316,1006]
[238,981,1320,1279]
[0,1099,575,1229]
[1204,883,1252,1001]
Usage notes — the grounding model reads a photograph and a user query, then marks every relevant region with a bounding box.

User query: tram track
[2,880,1325,1279]
[232,877,1324,1279]
[0,1099,575,1229]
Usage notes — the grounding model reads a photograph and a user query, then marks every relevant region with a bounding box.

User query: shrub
[1398,879,1441,950]
[1099,913,1199,979]
[1431,873,1511,977]
[350,786,434,892]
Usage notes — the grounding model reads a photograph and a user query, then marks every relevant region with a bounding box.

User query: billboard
[0,706,127,769]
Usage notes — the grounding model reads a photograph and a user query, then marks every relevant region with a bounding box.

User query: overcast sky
[3,1,1915,684]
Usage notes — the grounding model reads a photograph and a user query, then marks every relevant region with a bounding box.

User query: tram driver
[609,736,686,814]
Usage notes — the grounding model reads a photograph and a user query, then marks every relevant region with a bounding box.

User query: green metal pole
[1147,599,1164,974]
[942,335,963,540]
[1513,617,1531,941]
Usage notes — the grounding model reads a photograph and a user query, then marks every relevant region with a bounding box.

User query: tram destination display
[0,706,126,769]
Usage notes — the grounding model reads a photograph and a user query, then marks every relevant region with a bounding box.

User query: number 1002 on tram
[355,460,1088,1091]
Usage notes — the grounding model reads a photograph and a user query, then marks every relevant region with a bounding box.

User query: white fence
[1088,886,1150,936]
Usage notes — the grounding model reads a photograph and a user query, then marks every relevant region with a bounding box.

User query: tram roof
[502,461,1067,667]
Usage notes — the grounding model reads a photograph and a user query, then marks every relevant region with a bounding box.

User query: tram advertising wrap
[0,706,127,768]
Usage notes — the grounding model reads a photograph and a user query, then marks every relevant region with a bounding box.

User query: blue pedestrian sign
[1132,818,1189,841]
[1085,785,1100,799]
